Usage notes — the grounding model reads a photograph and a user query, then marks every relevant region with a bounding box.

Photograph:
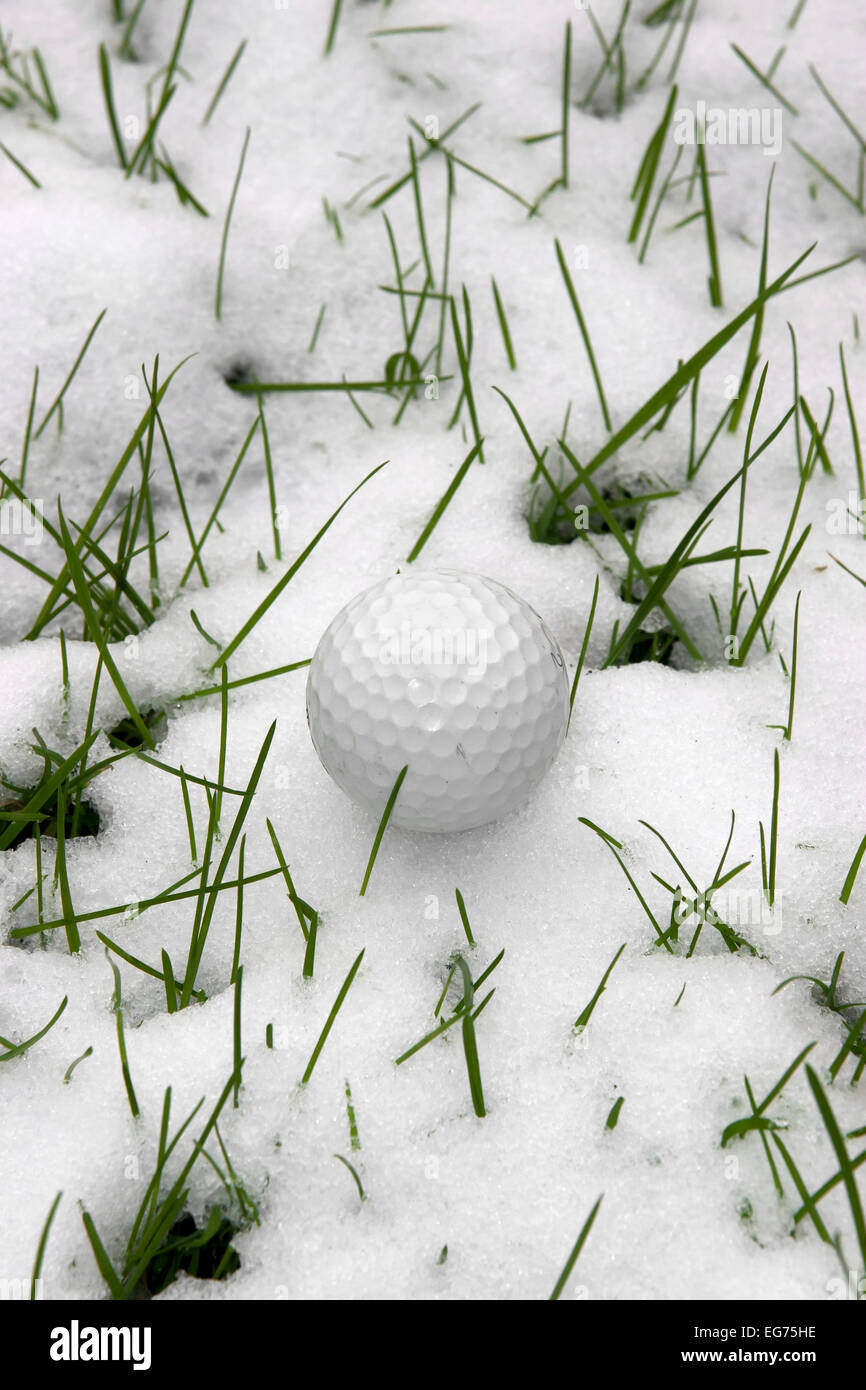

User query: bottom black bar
[8,1296,862,1374]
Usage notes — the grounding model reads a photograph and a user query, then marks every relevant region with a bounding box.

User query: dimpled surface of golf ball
[305,570,570,832]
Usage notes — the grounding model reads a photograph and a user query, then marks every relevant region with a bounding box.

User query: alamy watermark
[379,624,492,673]
[673,101,783,158]
[826,492,866,536]
[674,886,781,936]
[0,497,43,546]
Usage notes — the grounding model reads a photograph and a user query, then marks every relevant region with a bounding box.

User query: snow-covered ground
[1,0,864,1301]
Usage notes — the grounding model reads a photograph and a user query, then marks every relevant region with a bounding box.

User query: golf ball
[305,570,570,832]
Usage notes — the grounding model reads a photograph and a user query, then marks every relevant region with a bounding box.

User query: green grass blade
[301,949,365,1085]
[549,1194,604,1300]
[31,1190,63,1298]
[407,438,483,562]
[359,765,407,897]
[574,943,626,1031]
[841,832,866,905]
[106,949,139,1118]
[213,461,387,669]
[202,38,246,124]
[215,126,250,320]
[554,238,611,431]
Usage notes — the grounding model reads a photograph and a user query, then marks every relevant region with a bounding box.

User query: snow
[0,0,864,1301]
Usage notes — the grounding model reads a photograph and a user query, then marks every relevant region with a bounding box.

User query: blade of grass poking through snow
[490,277,516,370]
[215,663,229,832]
[455,888,475,947]
[408,137,435,289]
[345,1079,361,1150]
[560,19,572,187]
[359,765,408,897]
[324,0,343,55]
[666,0,697,82]
[34,309,106,439]
[0,995,67,1063]
[559,241,816,499]
[574,943,626,1031]
[491,386,547,473]
[266,818,309,945]
[302,902,319,979]
[99,44,127,168]
[212,461,387,669]
[730,363,769,643]
[0,141,41,187]
[215,126,251,320]
[568,573,600,730]
[695,145,723,307]
[300,949,365,1085]
[202,38,246,124]
[606,1096,625,1129]
[180,723,276,1006]
[828,1006,866,1083]
[179,416,259,587]
[839,343,865,517]
[433,156,454,376]
[334,1152,365,1202]
[143,371,207,587]
[841,832,866,905]
[180,766,197,863]
[154,147,210,214]
[729,170,774,432]
[829,554,866,588]
[549,1195,604,1301]
[231,838,245,985]
[53,785,80,954]
[178,657,310,702]
[629,84,678,245]
[768,591,800,741]
[162,950,178,1013]
[579,818,671,950]
[449,294,483,460]
[56,506,153,747]
[806,1066,866,1275]
[17,365,39,492]
[31,1190,62,1298]
[307,302,327,353]
[81,1212,124,1299]
[554,239,611,431]
[770,1132,836,1248]
[732,431,816,668]
[729,45,798,115]
[63,1046,93,1083]
[232,965,243,1108]
[406,438,483,562]
[454,955,485,1117]
[638,142,683,264]
[761,748,781,908]
[105,950,139,1119]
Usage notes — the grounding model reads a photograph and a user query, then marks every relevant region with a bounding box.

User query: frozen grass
[0,0,864,1302]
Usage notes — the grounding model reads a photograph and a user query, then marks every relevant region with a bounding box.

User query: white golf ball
[305,570,570,832]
